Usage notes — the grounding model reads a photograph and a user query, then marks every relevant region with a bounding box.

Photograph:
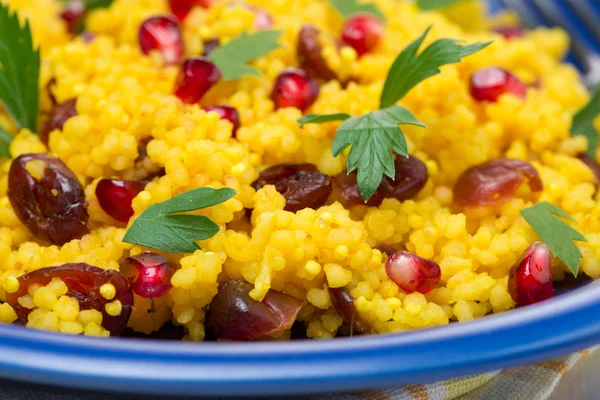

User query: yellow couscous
[0,0,598,341]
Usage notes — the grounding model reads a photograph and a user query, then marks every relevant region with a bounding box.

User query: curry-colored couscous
[0,0,598,342]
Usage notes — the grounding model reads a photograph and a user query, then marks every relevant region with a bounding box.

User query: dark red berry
[385,251,441,294]
[271,68,319,111]
[470,67,527,102]
[297,24,338,81]
[508,242,554,305]
[8,153,90,245]
[169,0,215,21]
[121,252,174,298]
[206,279,302,340]
[204,105,241,135]
[341,13,384,58]
[494,25,525,39]
[95,179,146,223]
[174,56,222,104]
[61,0,85,34]
[138,15,184,65]
[453,158,543,207]
[6,263,133,336]
[40,98,78,145]
[252,163,332,212]
[201,37,220,57]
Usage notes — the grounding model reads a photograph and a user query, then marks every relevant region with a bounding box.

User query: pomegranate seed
[271,68,320,111]
[494,25,525,39]
[470,67,527,102]
[453,158,543,207]
[169,0,215,21]
[174,56,222,104]
[121,252,174,298]
[138,15,184,65]
[508,242,554,305]
[204,105,241,135]
[577,153,600,182]
[40,98,78,145]
[385,251,441,294]
[96,179,146,223]
[61,0,85,34]
[341,13,384,58]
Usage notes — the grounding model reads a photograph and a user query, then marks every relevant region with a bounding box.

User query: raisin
[297,24,338,81]
[40,99,77,145]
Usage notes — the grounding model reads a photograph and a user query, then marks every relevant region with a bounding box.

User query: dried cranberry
[508,242,554,305]
[297,24,338,81]
[61,0,85,34]
[204,105,241,135]
[341,13,384,58]
[252,163,332,212]
[206,279,303,340]
[335,156,428,207]
[201,37,220,57]
[329,287,372,335]
[8,153,90,245]
[121,252,173,298]
[271,68,319,111]
[95,179,146,223]
[470,67,527,102]
[6,263,133,335]
[385,251,441,294]
[577,153,600,182]
[40,98,78,145]
[174,57,222,104]
[453,158,543,207]
[169,0,214,21]
[138,15,184,65]
[494,25,525,39]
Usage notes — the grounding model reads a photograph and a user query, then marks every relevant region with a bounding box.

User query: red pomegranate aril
[577,153,600,182]
[453,158,543,207]
[470,67,527,102]
[40,98,78,145]
[341,13,384,58]
[206,279,303,340]
[169,0,215,21]
[96,179,146,223]
[8,153,90,245]
[204,105,241,135]
[494,25,525,39]
[385,251,441,294]
[508,242,554,305]
[174,57,222,104]
[271,68,319,111]
[121,252,174,298]
[61,0,85,34]
[297,24,338,81]
[5,263,133,336]
[138,15,184,65]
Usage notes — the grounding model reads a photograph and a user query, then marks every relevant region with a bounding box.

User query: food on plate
[0,0,598,341]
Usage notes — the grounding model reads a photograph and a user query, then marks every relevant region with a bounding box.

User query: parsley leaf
[298,113,351,128]
[379,26,492,109]
[520,202,587,276]
[0,4,40,132]
[571,85,600,158]
[329,0,384,20]
[208,30,283,81]
[0,126,12,158]
[123,187,236,253]
[85,0,114,10]
[417,0,464,10]
[332,105,426,200]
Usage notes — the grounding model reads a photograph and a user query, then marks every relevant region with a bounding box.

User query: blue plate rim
[0,279,598,397]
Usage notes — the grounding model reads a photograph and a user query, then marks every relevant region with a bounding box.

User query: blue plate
[0,279,599,396]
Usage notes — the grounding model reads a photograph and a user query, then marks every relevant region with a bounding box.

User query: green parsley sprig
[123,187,236,253]
[520,202,587,276]
[208,30,283,81]
[329,0,384,20]
[0,3,40,144]
[299,27,490,201]
[571,85,600,158]
[417,0,464,10]
[0,127,12,158]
